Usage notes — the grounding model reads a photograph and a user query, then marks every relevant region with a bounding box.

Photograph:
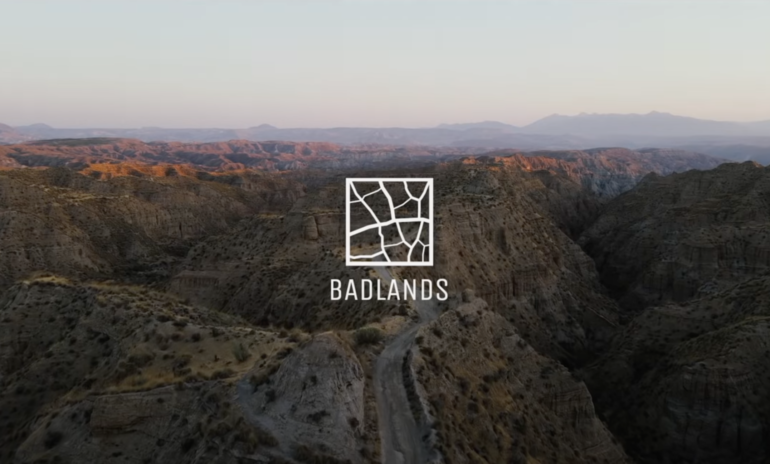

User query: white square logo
[346,178,434,266]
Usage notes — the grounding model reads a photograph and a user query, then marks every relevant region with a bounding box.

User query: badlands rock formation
[0,277,299,463]
[1,138,724,197]
[237,332,368,463]
[172,161,622,364]
[0,138,469,172]
[0,140,740,464]
[0,167,302,291]
[475,147,724,197]
[580,161,770,310]
[412,298,628,463]
[584,276,770,464]
[578,161,770,463]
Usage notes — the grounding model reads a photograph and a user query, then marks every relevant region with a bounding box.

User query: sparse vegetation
[354,327,383,345]
[232,341,250,362]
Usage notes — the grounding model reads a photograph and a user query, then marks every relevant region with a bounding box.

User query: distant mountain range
[519,112,770,137]
[437,121,519,131]
[0,123,28,144]
[3,112,770,163]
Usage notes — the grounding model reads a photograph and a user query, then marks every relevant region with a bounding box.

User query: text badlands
[330,279,449,301]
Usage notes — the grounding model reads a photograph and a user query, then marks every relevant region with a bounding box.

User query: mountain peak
[249,124,278,131]
[18,123,54,130]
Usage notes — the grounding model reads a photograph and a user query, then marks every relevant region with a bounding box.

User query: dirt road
[372,265,438,464]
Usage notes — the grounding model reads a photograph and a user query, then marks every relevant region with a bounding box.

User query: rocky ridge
[0,138,471,172]
[0,167,303,292]
[577,160,770,463]
[466,147,725,197]
[580,161,770,310]
[0,139,726,198]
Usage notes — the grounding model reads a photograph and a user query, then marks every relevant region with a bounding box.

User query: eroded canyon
[0,138,759,464]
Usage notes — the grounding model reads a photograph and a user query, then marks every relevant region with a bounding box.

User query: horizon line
[5,111,770,131]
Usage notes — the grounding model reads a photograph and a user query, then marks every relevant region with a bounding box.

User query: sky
[1,1,769,128]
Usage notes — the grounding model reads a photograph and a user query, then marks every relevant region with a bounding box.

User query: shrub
[211,368,235,380]
[232,342,250,362]
[354,327,383,346]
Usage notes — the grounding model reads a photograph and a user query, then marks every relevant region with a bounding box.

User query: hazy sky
[1,1,768,128]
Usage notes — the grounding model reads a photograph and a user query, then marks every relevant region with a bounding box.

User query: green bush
[232,342,250,362]
[354,327,384,346]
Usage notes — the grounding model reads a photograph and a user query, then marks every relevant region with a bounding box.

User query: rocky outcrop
[237,332,366,463]
[423,163,621,363]
[412,298,629,463]
[302,215,320,240]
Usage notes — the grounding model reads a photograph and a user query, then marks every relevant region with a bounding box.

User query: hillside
[414,297,629,463]
[0,150,634,463]
[0,167,303,291]
[577,161,770,463]
[583,276,770,463]
[0,143,758,464]
[0,277,359,463]
[580,161,770,310]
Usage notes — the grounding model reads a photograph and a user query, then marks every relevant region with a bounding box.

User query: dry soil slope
[172,162,621,365]
[411,297,629,463]
[0,276,368,464]
[0,276,282,462]
[0,167,302,291]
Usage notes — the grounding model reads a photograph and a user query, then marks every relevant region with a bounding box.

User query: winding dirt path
[372,265,438,464]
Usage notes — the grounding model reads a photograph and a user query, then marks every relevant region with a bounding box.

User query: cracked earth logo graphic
[346,178,434,266]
